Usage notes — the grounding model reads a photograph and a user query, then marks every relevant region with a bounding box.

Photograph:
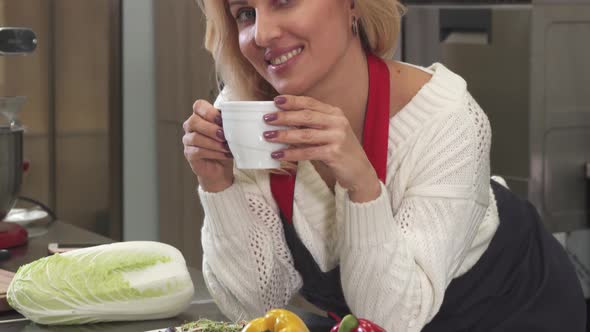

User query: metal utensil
[0,96,25,221]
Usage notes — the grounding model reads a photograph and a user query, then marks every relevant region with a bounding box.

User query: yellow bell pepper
[241,309,310,332]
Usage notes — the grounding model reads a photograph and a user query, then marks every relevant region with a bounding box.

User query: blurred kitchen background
[0,0,216,267]
[0,0,588,295]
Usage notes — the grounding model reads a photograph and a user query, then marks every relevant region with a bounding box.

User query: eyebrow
[228,0,248,8]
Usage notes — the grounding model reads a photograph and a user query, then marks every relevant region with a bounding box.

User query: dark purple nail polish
[264,131,278,139]
[264,113,278,122]
[216,129,225,140]
[274,96,287,105]
[271,151,284,159]
[214,115,223,126]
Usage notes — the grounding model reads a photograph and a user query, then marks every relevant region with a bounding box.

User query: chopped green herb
[166,319,247,332]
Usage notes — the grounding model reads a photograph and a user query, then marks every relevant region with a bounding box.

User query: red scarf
[270,53,390,223]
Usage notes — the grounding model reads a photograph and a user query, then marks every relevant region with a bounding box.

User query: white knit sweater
[198,63,500,331]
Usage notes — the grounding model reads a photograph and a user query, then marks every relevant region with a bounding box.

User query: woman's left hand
[263,95,381,202]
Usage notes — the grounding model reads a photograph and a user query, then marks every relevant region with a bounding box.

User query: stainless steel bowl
[0,126,23,220]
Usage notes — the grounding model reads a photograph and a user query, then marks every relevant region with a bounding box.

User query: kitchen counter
[0,221,334,332]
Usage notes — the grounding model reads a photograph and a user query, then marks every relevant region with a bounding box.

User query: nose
[254,12,281,47]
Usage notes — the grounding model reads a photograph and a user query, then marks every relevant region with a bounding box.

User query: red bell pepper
[330,314,386,332]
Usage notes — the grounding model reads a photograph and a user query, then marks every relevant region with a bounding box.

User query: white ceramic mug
[218,101,288,169]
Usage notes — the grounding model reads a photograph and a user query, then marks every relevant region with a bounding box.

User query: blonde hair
[197,0,405,101]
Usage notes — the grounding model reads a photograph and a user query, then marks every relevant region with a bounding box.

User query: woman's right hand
[183,99,234,192]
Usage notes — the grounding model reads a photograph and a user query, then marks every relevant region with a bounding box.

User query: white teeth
[270,47,302,66]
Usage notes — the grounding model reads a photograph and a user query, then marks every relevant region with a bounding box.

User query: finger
[193,99,223,126]
[184,114,226,142]
[263,109,334,129]
[270,145,331,162]
[274,95,340,115]
[183,132,230,153]
[263,128,342,145]
[184,146,233,161]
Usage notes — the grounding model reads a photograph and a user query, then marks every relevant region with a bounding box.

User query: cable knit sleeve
[199,169,302,321]
[337,92,492,331]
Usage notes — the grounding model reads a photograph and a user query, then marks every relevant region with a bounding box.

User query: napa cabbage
[7,241,194,325]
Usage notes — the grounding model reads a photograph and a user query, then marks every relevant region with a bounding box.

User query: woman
[182,0,587,331]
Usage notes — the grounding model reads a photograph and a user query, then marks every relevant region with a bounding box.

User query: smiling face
[227,0,356,96]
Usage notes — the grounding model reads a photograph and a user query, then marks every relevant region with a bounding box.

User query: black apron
[279,180,587,331]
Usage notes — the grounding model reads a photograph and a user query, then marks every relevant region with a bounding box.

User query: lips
[270,47,302,65]
[264,46,304,65]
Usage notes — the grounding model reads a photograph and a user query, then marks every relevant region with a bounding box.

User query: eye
[235,8,256,23]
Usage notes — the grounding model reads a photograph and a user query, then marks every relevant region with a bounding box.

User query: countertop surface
[0,221,334,332]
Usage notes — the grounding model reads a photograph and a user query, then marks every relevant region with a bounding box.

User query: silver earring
[352,16,358,36]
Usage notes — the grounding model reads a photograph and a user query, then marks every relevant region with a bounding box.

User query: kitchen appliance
[0,97,28,249]
[0,268,15,312]
[0,27,37,249]
[402,0,590,233]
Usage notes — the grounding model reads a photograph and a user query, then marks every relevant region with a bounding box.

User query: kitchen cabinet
[0,0,123,241]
